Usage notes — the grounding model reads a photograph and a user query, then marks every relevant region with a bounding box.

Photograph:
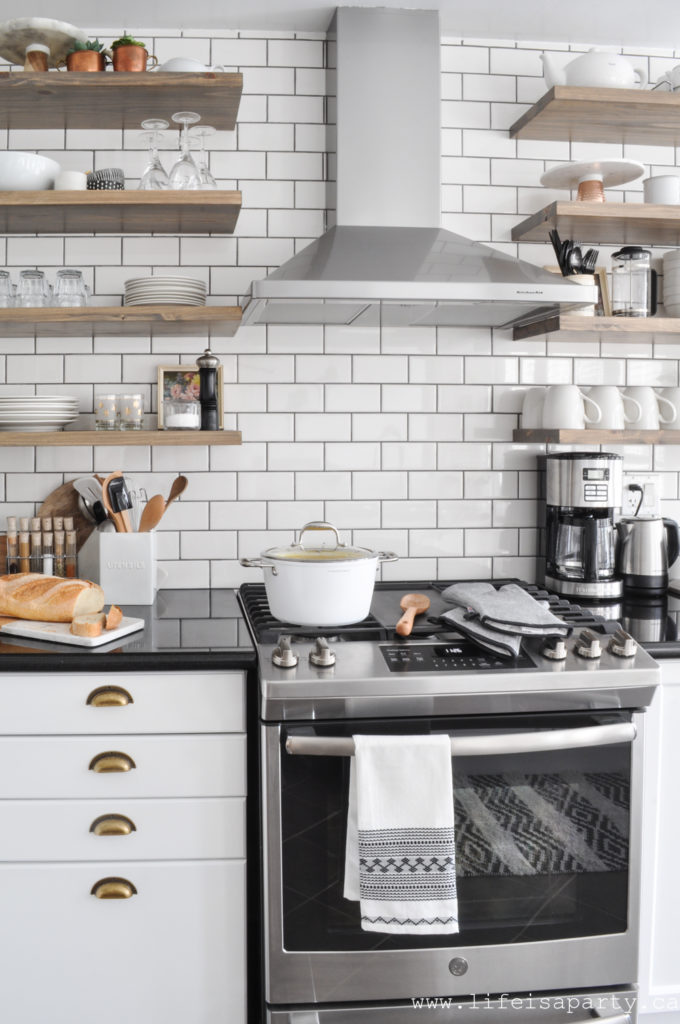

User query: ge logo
[448,957,469,976]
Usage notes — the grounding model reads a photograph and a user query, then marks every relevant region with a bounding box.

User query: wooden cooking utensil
[165,474,188,510]
[101,471,133,533]
[395,593,431,637]
[138,494,166,533]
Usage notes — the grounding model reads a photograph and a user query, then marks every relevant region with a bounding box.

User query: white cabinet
[639,660,680,1024]
[0,669,247,1024]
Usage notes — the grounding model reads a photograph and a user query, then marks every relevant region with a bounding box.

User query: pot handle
[298,521,343,550]
[377,551,399,563]
[240,557,278,575]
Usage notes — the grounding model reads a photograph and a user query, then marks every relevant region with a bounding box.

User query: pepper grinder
[197,347,221,431]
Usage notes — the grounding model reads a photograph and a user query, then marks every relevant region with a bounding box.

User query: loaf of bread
[0,573,105,623]
[71,613,105,638]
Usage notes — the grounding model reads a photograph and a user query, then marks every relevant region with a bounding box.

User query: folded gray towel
[441,582,571,638]
[439,606,523,660]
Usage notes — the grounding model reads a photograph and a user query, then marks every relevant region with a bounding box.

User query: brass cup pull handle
[91,877,137,900]
[89,751,136,773]
[90,814,136,836]
[87,686,134,708]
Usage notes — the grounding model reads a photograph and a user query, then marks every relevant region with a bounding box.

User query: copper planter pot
[112,46,157,72]
[66,51,107,72]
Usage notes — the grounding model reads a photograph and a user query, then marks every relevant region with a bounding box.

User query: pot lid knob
[272,634,299,669]
[196,346,221,369]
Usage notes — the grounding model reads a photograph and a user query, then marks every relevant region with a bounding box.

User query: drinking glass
[95,394,118,431]
[16,270,51,308]
[189,125,218,189]
[169,111,201,189]
[138,118,171,190]
[119,393,144,431]
[0,271,13,307]
[53,269,88,307]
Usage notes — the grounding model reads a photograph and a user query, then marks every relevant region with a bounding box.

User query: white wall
[2,28,680,587]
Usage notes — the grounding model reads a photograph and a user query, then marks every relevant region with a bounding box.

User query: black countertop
[0,589,256,672]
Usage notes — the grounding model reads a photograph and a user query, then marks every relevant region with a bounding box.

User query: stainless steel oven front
[262,709,644,1012]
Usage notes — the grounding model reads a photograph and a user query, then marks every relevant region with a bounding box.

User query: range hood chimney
[241,7,596,329]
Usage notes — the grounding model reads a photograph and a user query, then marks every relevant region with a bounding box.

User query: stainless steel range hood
[241,7,596,329]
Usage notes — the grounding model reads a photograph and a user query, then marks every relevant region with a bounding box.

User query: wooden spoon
[165,474,188,510]
[138,494,166,533]
[395,593,430,637]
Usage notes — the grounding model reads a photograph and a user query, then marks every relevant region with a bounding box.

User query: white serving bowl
[0,152,60,190]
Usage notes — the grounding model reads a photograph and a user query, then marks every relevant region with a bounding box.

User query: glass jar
[611,246,657,317]
[163,399,201,430]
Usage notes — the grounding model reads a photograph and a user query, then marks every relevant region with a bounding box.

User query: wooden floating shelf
[0,305,241,337]
[510,86,680,147]
[514,429,680,445]
[513,314,680,340]
[512,201,680,246]
[0,430,242,447]
[0,72,243,131]
[0,190,241,234]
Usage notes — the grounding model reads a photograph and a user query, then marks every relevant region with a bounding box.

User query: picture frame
[593,267,612,317]
[157,364,224,429]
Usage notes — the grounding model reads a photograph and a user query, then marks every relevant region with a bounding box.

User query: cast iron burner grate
[239,579,608,645]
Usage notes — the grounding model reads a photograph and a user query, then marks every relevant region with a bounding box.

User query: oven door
[262,710,644,1006]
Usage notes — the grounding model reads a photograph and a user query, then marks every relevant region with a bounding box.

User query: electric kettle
[616,515,680,593]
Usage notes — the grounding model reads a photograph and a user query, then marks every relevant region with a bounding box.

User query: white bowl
[0,152,60,190]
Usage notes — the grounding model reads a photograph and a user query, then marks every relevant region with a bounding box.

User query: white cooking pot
[240,521,398,627]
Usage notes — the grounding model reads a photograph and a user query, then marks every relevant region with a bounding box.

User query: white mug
[542,384,601,429]
[584,386,641,430]
[656,387,680,428]
[520,387,545,428]
[622,386,676,429]
[55,170,87,191]
[643,175,680,205]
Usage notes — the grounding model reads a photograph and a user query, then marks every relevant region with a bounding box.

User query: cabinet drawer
[0,670,244,734]
[0,859,245,1024]
[0,734,245,798]
[0,797,245,861]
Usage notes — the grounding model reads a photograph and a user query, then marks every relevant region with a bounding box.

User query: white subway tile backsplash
[353,472,407,500]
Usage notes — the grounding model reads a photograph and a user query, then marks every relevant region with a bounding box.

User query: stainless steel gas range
[238,580,660,1024]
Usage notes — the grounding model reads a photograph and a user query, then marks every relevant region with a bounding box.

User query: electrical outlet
[622,473,661,517]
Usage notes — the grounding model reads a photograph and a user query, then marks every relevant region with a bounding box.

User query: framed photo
[593,267,612,317]
[157,365,224,429]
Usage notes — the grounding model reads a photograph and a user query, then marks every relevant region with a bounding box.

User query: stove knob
[608,628,638,659]
[575,629,602,660]
[310,636,336,667]
[542,638,567,661]
[272,635,299,669]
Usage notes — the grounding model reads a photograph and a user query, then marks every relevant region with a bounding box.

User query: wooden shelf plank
[0,190,241,234]
[513,314,680,340]
[0,72,243,131]
[0,305,241,337]
[512,201,680,246]
[510,86,680,146]
[0,430,242,447]
[514,428,680,445]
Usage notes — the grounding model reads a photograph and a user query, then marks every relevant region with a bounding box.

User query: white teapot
[541,49,647,90]
[154,57,224,72]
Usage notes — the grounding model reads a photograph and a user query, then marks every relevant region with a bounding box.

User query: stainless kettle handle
[664,518,680,569]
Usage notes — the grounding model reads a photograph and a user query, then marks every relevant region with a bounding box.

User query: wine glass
[138,118,171,190]
[169,111,201,189]
[189,125,218,189]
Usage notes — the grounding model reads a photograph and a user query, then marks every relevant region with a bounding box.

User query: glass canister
[611,246,657,317]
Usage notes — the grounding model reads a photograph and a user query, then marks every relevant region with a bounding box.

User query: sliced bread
[70,612,106,638]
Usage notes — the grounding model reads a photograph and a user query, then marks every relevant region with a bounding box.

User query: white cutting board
[0,615,144,648]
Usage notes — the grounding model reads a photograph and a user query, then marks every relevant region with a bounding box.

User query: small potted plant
[111,34,157,72]
[65,39,108,72]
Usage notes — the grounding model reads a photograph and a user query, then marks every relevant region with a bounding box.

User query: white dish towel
[344,734,459,935]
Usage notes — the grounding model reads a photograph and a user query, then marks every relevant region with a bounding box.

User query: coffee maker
[541,451,623,600]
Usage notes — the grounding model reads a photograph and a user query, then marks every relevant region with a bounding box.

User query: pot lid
[265,521,374,562]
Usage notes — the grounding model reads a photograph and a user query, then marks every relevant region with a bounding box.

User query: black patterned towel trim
[362,915,459,927]
[359,826,457,901]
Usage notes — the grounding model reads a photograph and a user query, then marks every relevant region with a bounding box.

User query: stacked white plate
[664,252,680,317]
[124,275,207,306]
[0,395,79,432]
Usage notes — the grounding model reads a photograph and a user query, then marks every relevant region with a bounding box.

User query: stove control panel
[380,641,536,673]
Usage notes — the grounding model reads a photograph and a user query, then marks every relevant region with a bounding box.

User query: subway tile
[466,356,518,384]
[408,414,463,441]
[465,470,518,499]
[267,442,323,470]
[353,356,408,383]
[382,501,437,529]
[268,383,323,412]
[326,384,381,412]
[353,413,407,442]
[353,472,407,500]
[466,528,518,557]
[410,529,464,557]
[295,413,351,441]
[267,501,324,528]
[409,472,463,499]
[382,385,436,412]
[237,413,294,441]
[382,442,437,470]
[439,499,493,528]
[438,386,491,413]
[325,443,381,471]
[210,501,267,530]
[296,471,351,499]
[238,472,294,501]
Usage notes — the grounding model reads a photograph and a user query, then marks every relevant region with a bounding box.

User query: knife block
[77,531,157,605]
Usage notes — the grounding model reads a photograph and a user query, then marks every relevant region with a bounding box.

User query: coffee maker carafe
[543,451,623,599]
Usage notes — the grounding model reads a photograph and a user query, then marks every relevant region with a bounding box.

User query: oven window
[279,712,632,951]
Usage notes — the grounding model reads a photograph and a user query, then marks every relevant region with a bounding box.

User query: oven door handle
[284,722,636,757]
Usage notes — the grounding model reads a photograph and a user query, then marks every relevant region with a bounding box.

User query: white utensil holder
[77,531,157,605]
